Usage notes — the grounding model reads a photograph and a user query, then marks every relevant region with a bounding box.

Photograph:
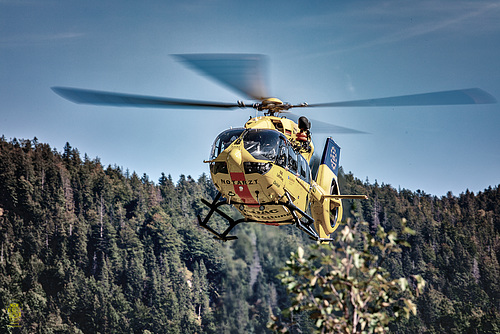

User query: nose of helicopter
[227,146,243,167]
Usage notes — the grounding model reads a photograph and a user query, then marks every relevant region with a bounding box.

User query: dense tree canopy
[270,220,426,333]
[0,136,498,333]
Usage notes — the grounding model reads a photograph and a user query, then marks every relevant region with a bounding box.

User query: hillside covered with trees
[0,136,499,333]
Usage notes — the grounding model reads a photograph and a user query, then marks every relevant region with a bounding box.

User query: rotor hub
[252,97,294,115]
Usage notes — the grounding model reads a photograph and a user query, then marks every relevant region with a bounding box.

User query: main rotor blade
[287,114,366,134]
[310,118,367,134]
[173,54,270,101]
[307,88,497,108]
[52,87,242,109]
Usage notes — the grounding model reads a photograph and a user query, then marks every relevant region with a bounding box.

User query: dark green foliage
[270,220,425,333]
[0,137,499,333]
[338,169,500,333]
[0,137,301,333]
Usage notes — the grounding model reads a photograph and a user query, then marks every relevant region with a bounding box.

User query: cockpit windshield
[210,128,245,160]
[243,129,282,161]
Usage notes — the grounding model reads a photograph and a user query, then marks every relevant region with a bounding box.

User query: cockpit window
[210,128,245,159]
[243,129,282,161]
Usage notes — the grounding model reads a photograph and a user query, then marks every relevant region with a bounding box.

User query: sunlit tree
[270,219,425,333]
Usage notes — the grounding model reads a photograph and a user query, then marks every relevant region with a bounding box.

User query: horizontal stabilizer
[323,194,368,200]
[322,195,368,199]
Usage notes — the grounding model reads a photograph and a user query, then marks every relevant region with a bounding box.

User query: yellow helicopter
[198,113,368,242]
[52,54,496,242]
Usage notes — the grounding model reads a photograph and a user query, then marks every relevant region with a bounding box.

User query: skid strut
[283,192,333,243]
[197,192,246,241]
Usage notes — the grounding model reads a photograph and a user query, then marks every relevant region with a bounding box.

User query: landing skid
[197,192,247,241]
[197,192,333,242]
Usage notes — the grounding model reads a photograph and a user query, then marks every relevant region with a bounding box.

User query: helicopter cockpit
[210,128,311,183]
[210,128,282,161]
[242,129,281,161]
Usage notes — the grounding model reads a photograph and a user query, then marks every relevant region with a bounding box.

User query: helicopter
[52,54,496,242]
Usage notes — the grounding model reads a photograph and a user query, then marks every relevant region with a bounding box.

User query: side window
[276,138,288,168]
[298,155,311,183]
[211,137,223,159]
[210,128,244,159]
[288,146,298,174]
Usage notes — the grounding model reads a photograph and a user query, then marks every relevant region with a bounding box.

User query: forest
[0,136,499,333]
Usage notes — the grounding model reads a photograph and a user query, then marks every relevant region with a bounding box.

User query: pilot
[296,116,312,152]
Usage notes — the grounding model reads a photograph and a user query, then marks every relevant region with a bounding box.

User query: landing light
[244,162,272,174]
[211,161,228,174]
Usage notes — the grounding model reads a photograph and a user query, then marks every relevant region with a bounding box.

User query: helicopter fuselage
[208,116,311,221]
[203,115,346,241]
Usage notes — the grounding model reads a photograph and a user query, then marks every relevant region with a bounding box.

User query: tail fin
[320,137,341,177]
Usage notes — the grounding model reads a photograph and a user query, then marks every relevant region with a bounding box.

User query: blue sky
[1,0,499,196]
